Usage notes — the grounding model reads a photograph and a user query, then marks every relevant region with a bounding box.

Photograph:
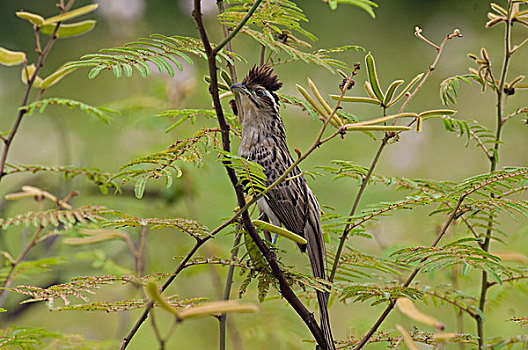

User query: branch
[213,0,265,55]
[0,226,44,306]
[0,15,64,181]
[423,290,479,319]
[329,28,461,283]
[194,0,331,347]
[354,193,468,349]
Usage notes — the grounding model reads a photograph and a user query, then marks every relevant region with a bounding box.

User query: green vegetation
[0,0,527,349]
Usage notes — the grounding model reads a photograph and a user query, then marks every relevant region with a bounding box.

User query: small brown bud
[339,78,355,91]
[294,148,302,159]
[504,87,515,95]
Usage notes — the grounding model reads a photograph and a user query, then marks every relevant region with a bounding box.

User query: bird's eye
[255,89,266,97]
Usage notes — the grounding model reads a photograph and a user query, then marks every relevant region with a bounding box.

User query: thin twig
[0,226,44,306]
[0,15,64,181]
[120,238,206,349]
[259,45,266,66]
[487,274,528,288]
[213,0,264,55]
[149,310,166,350]
[329,136,388,282]
[329,28,460,283]
[354,193,468,349]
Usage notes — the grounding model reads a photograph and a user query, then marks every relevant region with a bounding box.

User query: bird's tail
[302,186,335,350]
[305,221,335,350]
[316,289,335,350]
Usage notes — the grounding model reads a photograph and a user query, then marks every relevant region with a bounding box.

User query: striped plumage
[232,66,335,350]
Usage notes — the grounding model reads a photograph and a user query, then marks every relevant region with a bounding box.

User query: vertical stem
[219,232,242,350]
[136,226,148,278]
[476,3,512,347]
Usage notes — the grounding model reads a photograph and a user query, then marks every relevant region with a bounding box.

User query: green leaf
[40,65,76,88]
[22,98,116,124]
[44,4,99,25]
[387,73,424,107]
[252,220,307,244]
[365,52,384,102]
[88,65,105,79]
[330,95,382,105]
[333,0,378,18]
[135,176,147,199]
[16,11,45,26]
[40,20,96,38]
[383,79,404,106]
[0,47,26,66]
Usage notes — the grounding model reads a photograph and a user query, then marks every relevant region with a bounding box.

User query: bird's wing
[264,167,328,280]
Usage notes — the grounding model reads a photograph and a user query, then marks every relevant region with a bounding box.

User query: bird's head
[231,65,282,123]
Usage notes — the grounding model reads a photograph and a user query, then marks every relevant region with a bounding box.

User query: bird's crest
[242,65,282,92]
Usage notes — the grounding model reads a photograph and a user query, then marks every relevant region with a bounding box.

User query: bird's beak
[230,82,248,94]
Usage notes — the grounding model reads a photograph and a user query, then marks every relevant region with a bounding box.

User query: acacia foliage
[0,0,527,349]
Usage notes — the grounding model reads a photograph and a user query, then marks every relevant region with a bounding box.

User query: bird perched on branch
[231,65,335,350]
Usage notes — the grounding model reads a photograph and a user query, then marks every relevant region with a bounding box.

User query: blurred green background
[1,0,527,349]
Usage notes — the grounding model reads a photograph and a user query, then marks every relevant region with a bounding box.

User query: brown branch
[487,274,528,288]
[354,191,469,349]
[423,290,478,319]
[120,238,206,349]
[0,226,44,305]
[0,16,64,181]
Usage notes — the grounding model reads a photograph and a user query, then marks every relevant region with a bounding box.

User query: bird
[231,65,335,350]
